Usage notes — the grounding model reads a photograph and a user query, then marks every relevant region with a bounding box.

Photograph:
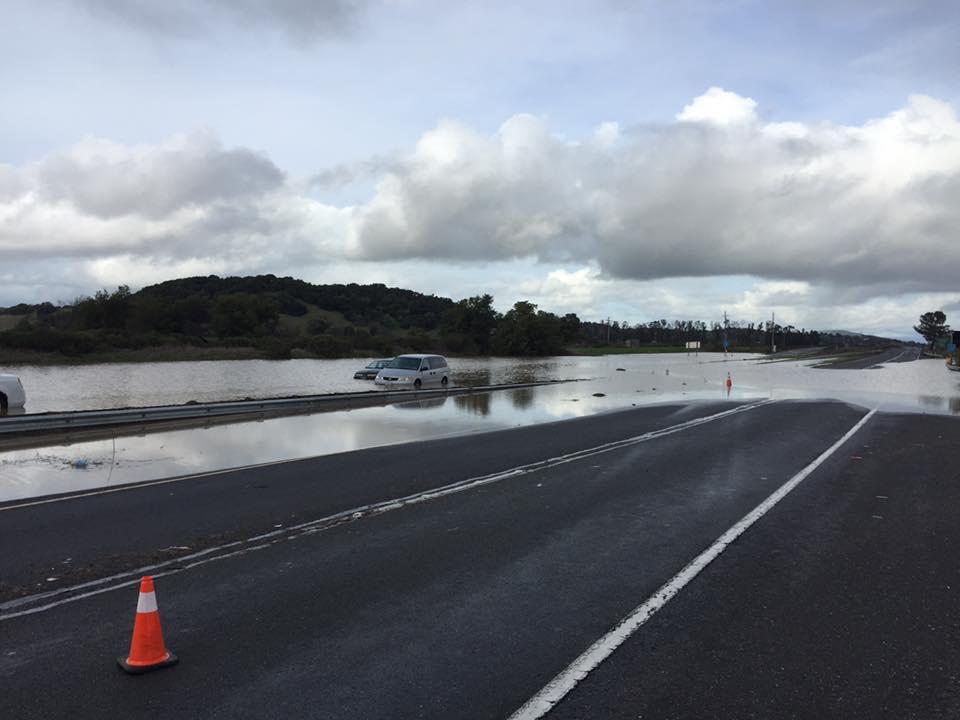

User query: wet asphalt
[550,410,960,720]
[0,401,741,598]
[820,346,922,370]
[3,399,960,719]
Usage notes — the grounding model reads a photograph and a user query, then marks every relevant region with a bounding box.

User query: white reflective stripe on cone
[136,592,158,614]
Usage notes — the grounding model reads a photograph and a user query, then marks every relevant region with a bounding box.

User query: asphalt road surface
[822,346,922,370]
[3,399,960,719]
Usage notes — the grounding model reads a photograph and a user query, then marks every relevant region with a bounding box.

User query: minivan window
[429,357,444,369]
[388,357,421,370]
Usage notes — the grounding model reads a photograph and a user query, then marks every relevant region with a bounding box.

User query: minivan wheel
[441,376,448,387]
[414,379,422,389]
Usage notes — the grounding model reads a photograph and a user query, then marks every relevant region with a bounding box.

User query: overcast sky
[3,0,959,338]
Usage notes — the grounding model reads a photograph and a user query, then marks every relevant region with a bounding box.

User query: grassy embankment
[811,348,894,367]
[569,345,774,356]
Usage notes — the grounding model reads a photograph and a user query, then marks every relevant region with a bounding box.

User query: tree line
[0,274,896,361]
[581,318,823,350]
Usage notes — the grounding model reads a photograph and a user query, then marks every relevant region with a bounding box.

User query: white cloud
[675,86,758,125]
[516,266,610,316]
[351,90,960,297]
[592,122,620,149]
[0,131,352,256]
[34,131,284,220]
[84,255,233,289]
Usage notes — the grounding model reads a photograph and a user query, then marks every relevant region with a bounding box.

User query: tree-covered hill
[0,275,577,361]
[136,275,454,331]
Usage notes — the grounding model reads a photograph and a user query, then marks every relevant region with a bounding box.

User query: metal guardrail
[0,381,569,436]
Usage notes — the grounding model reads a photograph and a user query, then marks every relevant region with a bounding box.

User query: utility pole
[723,311,729,355]
[771,311,776,354]
[606,317,611,345]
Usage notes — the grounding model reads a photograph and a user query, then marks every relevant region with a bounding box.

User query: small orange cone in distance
[117,576,178,674]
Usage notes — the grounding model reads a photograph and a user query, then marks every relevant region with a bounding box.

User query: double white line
[2,400,771,621]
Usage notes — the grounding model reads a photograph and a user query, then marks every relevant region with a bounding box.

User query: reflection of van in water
[375,354,450,389]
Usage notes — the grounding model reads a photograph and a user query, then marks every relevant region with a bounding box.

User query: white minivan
[374,354,450,389]
[0,373,26,414]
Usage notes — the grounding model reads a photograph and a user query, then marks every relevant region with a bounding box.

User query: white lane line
[0,458,302,512]
[0,426,505,512]
[1,401,772,620]
[508,407,877,720]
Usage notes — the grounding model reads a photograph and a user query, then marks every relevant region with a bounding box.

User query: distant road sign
[685,341,700,349]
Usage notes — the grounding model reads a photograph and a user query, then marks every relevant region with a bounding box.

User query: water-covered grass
[571,345,705,355]
[0,345,268,365]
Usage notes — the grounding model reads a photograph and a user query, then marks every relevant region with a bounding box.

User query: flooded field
[2,352,958,503]
[6,356,593,414]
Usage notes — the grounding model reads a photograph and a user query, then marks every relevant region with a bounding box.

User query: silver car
[374,354,450,389]
[353,358,392,380]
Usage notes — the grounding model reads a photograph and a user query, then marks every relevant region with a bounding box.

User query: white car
[374,354,450,389]
[0,373,26,413]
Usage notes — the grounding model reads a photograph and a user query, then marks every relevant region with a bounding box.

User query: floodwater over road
[2,351,958,502]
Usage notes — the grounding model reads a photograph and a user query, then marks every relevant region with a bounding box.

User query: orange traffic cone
[117,576,178,674]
